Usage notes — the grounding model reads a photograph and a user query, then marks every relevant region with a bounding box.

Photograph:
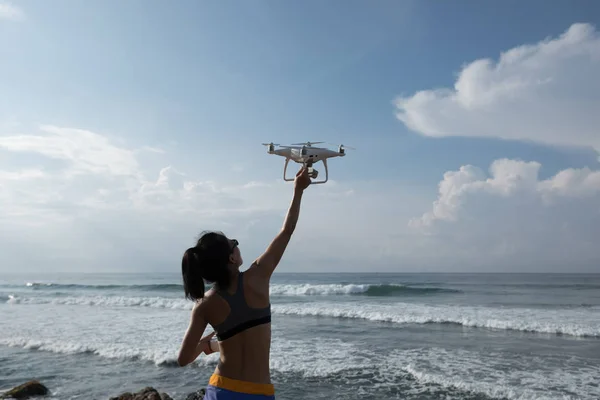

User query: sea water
[1,272,599,400]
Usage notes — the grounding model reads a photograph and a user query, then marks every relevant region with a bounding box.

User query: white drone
[261,141,354,184]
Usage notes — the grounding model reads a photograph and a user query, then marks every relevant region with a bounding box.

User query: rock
[109,387,169,400]
[184,389,205,400]
[0,380,49,399]
[109,393,133,400]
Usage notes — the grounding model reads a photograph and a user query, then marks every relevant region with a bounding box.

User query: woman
[177,166,311,400]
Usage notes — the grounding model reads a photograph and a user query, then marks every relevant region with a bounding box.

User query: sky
[1,0,599,274]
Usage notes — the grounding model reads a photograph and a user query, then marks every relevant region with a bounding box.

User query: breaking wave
[4,282,461,297]
[272,303,600,338]
[20,282,183,291]
[6,294,598,338]
[270,283,461,296]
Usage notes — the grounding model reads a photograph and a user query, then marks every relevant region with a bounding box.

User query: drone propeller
[291,141,325,146]
[328,143,356,150]
[261,142,280,146]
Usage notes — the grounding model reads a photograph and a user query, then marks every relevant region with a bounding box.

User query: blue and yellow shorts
[204,374,275,400]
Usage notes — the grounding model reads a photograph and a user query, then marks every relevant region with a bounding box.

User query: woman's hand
[200,331,216,355]
[294,166,311,192]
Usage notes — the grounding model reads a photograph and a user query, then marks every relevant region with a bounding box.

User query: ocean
[1,272,599,400]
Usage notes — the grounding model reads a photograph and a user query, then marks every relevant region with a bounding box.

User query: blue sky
[1,0,599,273]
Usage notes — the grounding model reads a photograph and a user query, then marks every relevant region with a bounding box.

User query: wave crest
[272,303,600,338]
[6,295,598,338]
[7,282,461,297]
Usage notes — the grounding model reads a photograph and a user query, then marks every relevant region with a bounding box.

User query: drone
[261,141,354,184]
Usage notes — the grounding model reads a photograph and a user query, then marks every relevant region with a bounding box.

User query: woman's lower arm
[282,189,303,234]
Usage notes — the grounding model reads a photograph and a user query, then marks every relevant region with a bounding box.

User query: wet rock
[0,380,49,399]
[109,387,172,400]
[184,389,205,400]
[109,393,133,400]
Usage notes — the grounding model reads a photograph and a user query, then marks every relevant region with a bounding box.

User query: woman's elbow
[177,352,191,367]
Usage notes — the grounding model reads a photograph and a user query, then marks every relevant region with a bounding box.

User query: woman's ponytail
[182,247,205,301]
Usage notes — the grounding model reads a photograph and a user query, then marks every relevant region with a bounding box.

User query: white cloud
[410,159,542,228]
[0,169,45,180]
[409,159,600,271]
[0,125,140,177]
[0,1,23,20]
[394,23,600,155]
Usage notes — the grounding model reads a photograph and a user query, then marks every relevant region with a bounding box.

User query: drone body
[261,141,353,184]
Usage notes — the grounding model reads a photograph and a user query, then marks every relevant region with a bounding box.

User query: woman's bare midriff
[214,323,272,384]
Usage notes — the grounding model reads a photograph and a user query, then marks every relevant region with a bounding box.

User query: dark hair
[181,231,234,301]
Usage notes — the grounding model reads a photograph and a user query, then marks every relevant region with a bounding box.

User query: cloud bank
[410,159,600,228]
[390,22,600,271]
[395,23,600,156]
[0,125,369,273]
[408,159,600,271]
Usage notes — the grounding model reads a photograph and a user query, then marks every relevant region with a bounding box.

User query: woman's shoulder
[243,263,271,293]
[191,288,217,311]
[245,261,266,279]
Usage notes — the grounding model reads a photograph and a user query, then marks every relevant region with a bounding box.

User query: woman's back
[203,269,272,383]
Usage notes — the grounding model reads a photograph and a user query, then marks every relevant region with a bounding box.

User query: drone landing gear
[283,158,329,184]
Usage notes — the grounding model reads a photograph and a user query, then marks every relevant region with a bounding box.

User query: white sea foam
[26,282,53,287]
[7,282,432,296]
[269,283,455,296]
[0,336,212,367]
[272,302,600,338]
[2,335,596,400]
[5,295,192,309]
[384,347,600,400]
[270,338,373,377]
[0,335,370,378]
[270,283,372,296]
[5,294,599,337]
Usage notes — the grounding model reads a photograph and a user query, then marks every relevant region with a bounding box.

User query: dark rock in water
[184,389,205,400]
[0,380,49,399]
[109,393,133,400]
[109,387,173,400]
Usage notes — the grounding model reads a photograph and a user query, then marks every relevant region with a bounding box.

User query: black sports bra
[212,271,271,341]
